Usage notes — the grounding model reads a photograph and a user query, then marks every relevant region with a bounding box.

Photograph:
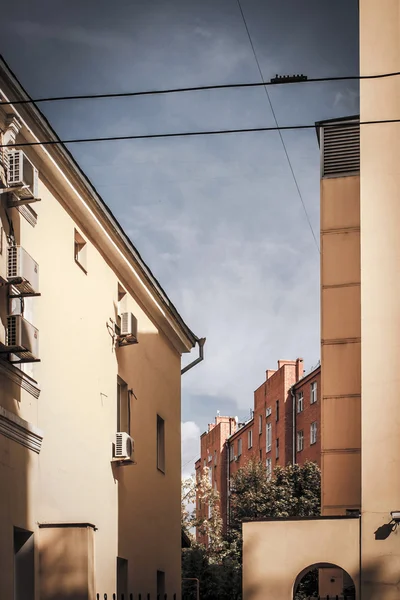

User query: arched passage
[293,562,356,599]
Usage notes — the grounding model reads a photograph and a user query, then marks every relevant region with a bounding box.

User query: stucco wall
[0,155,183,597]
[360,1,400,597]
[243,517,360,600]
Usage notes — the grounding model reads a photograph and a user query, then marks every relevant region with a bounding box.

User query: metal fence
[96,595,177,600]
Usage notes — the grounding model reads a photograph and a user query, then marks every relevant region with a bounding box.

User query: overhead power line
[0,119,397,150]
[0,71,399,108]
[236,0,320,253]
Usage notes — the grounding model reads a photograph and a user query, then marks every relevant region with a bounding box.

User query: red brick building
[195,359,321,540]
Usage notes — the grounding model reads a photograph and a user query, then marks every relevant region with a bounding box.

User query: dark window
[117,557,128,599]
[276,400,280,422]
[117,378,130,434]
[14,527,34,600]
[276,438,279,459]
[157,415,165,472]
[157,570,165,598]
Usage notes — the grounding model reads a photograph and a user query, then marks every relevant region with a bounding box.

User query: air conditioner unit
[120,312,138,342]
[7,246,39,295]
[0,228,8,283]
[115,432,134,461]
[7,150,39,199]
[6,315,39,361]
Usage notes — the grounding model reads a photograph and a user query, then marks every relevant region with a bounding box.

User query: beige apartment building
[243,1,400,599]
[0,58,203,599]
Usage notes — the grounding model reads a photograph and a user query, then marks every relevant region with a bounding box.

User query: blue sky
[1,0,359,475]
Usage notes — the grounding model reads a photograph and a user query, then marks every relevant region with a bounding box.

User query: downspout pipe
[291,386,296,465]
[181,337,206,375]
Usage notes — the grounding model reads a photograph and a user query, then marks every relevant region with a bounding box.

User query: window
[266,406,272,417]
[229,444,234,462]
[117,378,130,434]
[117,557,128,599]
[311,381,317,404]
[214,450,217,465]
[266,458,272,479]
[259,449,262,461]
[157,415,165,472]
[310,422,318,445]
[208,467,212,484]
[266,422,272,452]
[248,429,253,449]
[297,430,304,452]
[157,571,165,599]
[259,414,262,435]
[14,528,34,600]
[276,437,279,459]
[276,400,280,422]
[238,438,242,456]
[297,391,304,413]
[74,229,87,273]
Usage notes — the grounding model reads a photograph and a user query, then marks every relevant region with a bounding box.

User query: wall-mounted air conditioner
[114,432,134,461]
[119,312,138,344]
[7,150,39,199]
[0,228,8,283]
[6,315,39,361]
[7,246,39,295]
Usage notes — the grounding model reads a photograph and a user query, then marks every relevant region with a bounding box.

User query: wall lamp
[390,511,400,523]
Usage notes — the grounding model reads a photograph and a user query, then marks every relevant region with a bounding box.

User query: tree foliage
[182,460,321,600]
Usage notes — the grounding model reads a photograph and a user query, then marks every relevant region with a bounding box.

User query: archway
[293,562,356,599]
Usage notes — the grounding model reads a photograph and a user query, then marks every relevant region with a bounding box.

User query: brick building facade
[195,359,321,540]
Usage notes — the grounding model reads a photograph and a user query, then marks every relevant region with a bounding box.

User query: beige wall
[360,1,400,598]
[0,104,188,597]
[320,175,361,515]
[243,518,360,600]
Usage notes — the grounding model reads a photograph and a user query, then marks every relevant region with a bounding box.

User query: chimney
[296,358,304,382]
[266,369,276,380]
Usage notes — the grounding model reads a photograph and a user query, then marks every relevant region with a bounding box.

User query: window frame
[237,438,242,456]
[266,457,272,479]
[297,391,304,413]
[310,421,317,445]
[297,430,304,452]
[248,428,253,449]
[276,399,280,422]
[266,422,272,452]
[310,381,317,404]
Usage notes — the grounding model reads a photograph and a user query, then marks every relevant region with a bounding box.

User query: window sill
[310,441,317,445]
[157,466,165,475]
[75,258,88,274]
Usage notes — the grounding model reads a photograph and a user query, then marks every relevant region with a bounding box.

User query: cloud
[181,421,201,477]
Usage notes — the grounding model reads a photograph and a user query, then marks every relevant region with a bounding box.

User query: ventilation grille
[7,246,18,278]
[6,316,17,346]
[8,150,21,185]
[322,121,360,177]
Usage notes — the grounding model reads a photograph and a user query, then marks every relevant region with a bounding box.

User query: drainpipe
[291,386,296,465]
[181,338,206,375]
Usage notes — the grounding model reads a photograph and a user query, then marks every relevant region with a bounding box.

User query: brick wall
[194,360,321,539]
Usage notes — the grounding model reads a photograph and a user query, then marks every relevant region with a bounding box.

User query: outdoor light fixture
[390,511,400,522]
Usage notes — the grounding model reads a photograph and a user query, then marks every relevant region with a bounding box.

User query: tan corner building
[0,58,203,599]
[243,2,400,599]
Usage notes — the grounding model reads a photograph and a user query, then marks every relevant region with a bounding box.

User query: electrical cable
[0,71,398,108]
[236,0,320,253]
[0,118,396,149]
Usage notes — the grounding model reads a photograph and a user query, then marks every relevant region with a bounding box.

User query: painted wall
[360,1,400,597]
[243,517,360,600]
[320,175,361,516]
[0,122,186,598]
